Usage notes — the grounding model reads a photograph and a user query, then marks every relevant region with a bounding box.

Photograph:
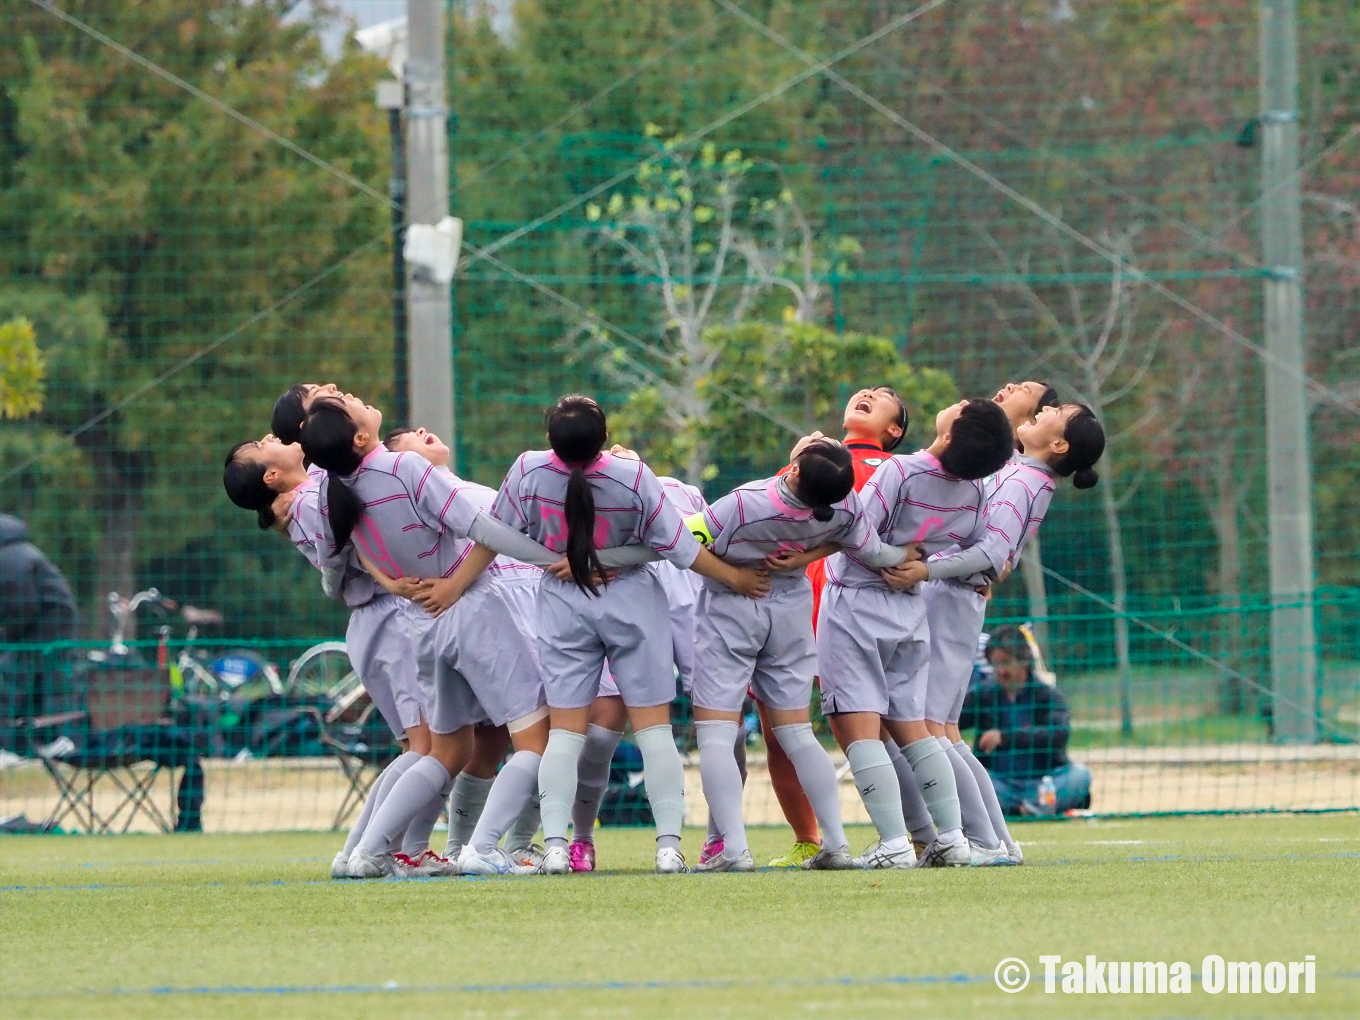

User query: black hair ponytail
[792,440,855,521]
[223,443,278,530]
[299,397,365,553]
[271,384,310,445]
[1052,404,1105,490]
[547,395,608,594]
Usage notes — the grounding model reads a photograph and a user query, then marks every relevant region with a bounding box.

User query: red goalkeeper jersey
[798,440,889,628]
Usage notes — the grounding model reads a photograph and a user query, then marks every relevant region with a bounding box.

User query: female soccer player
[912,381,1061,865]
[818,398,1014,868]
[918,401,1105,865]
[418,395,770,875]
[567,460,710,873]
[760,386,909,867]
[223,434,438,876]
[383,426,546,872]
[301,394,552,879]
[689,439,917,871]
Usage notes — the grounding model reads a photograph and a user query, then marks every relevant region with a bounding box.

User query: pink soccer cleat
[568,839,596,873]
[699,838,725,866]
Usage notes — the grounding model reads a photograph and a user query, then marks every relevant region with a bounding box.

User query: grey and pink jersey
[490,451,702,569]
[698,475,879,592]
[827,450,991,590]
[977,453,1056,571]
[288,470,378,608]
[446,474,544,586]
[316,446,486,584]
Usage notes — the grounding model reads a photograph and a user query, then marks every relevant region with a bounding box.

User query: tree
[981,223,1191,737]
[0,2,393,635]
[0,316,44,419]
[616,320,955,485]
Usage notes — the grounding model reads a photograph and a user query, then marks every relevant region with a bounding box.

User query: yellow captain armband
[684,511,714,547]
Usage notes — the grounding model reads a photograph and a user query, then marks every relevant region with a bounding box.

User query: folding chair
[33,666,180,834]
[298,687,399,831]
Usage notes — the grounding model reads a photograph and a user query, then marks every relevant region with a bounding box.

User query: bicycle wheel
[286,642,359,702]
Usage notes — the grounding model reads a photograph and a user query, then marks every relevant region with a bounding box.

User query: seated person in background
[959,626,1091,815]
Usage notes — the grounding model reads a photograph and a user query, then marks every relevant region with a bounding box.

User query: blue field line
[94,973,992,997]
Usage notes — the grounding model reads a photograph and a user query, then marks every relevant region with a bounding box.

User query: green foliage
[614,320,956,483]
[0,315,44,418]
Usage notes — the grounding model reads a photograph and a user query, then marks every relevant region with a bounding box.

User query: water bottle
[1038,775,1057,815]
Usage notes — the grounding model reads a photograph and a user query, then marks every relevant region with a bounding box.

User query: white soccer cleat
[509,843,545,871]
[851,840,916,870]
[331,850,351,879]
[694,848,755,873]
[535,845,571,875]
[1005,840,1025,865]
[916,833,971,868]
[655,847,689,874]
[803,845,859,870]
[969,841,1012,867]
[458,846,532,877]
[347,848,398,879]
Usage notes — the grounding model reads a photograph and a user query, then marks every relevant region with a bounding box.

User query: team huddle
[223,380,1104,876]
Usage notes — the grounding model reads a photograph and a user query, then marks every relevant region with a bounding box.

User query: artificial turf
[2,814,1357,1019]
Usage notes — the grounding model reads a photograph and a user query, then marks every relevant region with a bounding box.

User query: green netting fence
[1,0,1357,832]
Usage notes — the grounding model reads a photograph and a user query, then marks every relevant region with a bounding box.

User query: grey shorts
[816,584,931,722]
[536,568,676,710]
[346,594,425,739]
[692,582,815,714]
[922,579,988,724]
[406,580,546,734]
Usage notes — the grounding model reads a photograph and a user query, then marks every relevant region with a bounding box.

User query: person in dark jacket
[0,515,76,750]
[959,626,1091,814]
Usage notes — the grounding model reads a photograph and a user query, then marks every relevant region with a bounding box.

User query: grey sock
[696,720,746,856]
[401,773,453,857]
[957,740,1013,844]
[357,756,451,855]
[903,736,962,839]
[540,729,587,846]
[845,739,907,843]
[571,724,622,841]
[365,751,423,853]
[634,724,685,849]
[504,792,541,851]
[772,723,847,851]
[471,751,541,854]
[446,773,493,855]
[342,754,411,856]
[942,737,999,848]
[884,741,936,845]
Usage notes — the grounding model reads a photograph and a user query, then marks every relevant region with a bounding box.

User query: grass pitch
[2,814,1356,1019]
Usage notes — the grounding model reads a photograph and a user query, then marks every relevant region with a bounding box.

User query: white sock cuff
[771,722,818,751]
[904,735,944,766]
[455,772,495,793]
[633,723,675,750]
[952,740,970,753]
[846,738,891,772]
[506,749,543,769]
[547,729,588,754]
[414,755,452,786]
[936,735,954,753]
[695,719,739,745]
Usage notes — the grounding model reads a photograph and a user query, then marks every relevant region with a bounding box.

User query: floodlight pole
[1259,0,1316,743]
[376,80,408,429]
[404,0,455,453]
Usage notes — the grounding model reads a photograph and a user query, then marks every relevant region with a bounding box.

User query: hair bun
[812,504,835,522]
[255,506,277,530]
[1073,467,1099,490]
